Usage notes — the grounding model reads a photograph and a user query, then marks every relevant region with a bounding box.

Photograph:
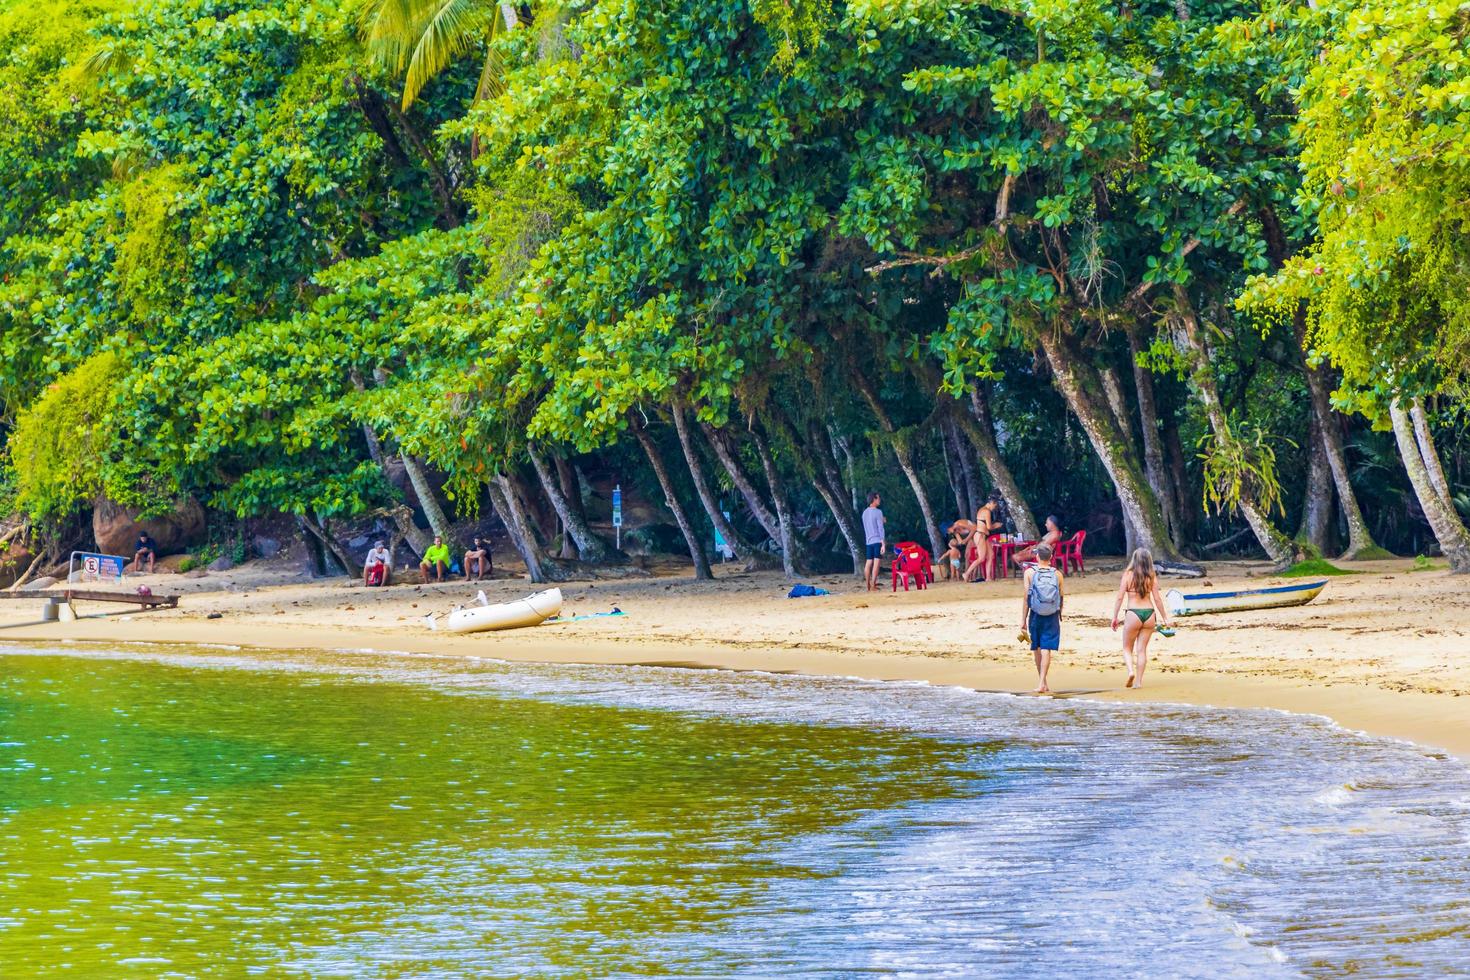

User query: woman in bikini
[964,494,1001,582]
[1110,548,1173,689]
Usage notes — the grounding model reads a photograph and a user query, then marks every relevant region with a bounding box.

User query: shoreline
[2,557,1467,760]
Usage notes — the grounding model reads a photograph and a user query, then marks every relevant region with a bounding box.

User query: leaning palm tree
[359,0,524,110]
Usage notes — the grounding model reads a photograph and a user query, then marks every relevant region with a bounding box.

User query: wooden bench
[0,589,180,618]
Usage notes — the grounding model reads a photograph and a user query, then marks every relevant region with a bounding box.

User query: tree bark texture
[1412,399,1456,511]
[805,420,866,574]
[962,385,1040,540]
[528,447,614,563]
[1172,288,1294,566]
[1035,327,1183,561]
[488,475,569,583]
[1127,326,1183,541]
[671,404,774,569]
[941,419,970,521]
[701,422,783,546]
[401,454,453,544]
[748,424,800,578]
[1390,399,1470,572]
[634,424,712,579]
[1296,415,1335,555]
[850,371,945,561]
[1293,315,1378,558]
[1099,363,1140,555]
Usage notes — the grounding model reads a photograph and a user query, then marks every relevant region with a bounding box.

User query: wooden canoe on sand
[1164,580,1327,618]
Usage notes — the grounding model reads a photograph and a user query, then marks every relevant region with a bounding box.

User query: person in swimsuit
[964,493,1001,582]
[1110,548,1173,689]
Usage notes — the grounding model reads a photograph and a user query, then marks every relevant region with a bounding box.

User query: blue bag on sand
[787,584,830,598]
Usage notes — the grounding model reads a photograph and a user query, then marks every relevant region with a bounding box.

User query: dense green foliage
[2,0,1468,575]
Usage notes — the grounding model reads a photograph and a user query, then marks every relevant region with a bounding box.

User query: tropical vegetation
[1,0,1467,580]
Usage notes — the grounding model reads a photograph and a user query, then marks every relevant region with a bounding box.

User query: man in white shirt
[363,541,393,587]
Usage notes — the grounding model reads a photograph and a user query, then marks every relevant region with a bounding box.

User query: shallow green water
[4,645,1469,977]
[0,650,980,976]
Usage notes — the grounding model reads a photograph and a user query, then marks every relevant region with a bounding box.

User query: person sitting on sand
[1110,548,1173,689]
[1013,515,1062,569]
[964,492,1002,582]
[420,536,451,583]
[131,532,157,575]
[938,520,975,581]
[1020,542,1064,693]
[364,540,392,587]
[463,537,491,582]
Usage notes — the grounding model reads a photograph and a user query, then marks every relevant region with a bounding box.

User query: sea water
[0,643,1467,977]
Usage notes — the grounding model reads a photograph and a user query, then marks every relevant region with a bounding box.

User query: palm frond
[78,45,135,85]
[402,0,497,108]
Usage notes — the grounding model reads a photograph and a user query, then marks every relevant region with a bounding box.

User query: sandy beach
[3,555,1467,760]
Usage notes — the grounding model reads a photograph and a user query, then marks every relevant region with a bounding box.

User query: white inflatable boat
[427,587,563,634]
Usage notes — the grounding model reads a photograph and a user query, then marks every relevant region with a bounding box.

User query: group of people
[859,489,1064,589]
[362,535,493,587]
[859,491,1172,695]
[1020,545,1174,694]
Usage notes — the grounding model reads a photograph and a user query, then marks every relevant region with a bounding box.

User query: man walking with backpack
[1019,543,1065,693]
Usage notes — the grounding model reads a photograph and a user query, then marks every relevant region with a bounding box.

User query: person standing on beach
[861,492,885,592]
[965,491,1002,582]
[1110,548,1173,689]
[1020,543,1064,693]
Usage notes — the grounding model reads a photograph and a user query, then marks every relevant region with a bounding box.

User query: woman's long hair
[1125,548,1156,597]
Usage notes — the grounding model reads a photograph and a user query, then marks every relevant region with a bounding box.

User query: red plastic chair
[1054,530,1087,575]
[891,544,930,591]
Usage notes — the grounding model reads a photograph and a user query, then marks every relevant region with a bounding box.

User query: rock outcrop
[92,497,207,557]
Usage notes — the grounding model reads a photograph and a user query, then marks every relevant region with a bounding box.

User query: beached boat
[1164,580,1326,618]
[428,587,563,634]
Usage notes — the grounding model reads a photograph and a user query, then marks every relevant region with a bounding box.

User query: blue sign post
[612,484,623,550]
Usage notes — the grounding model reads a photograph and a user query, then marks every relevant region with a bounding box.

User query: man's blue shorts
[866,543,883,560]
[1029,611,1061,651]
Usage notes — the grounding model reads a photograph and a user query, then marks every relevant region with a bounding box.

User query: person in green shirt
[420,536,451,583]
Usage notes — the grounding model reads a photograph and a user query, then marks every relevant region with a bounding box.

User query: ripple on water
[0,641,1466,978]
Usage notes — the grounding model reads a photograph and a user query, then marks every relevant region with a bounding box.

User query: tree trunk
[1411,399,1455,511]
[297,516,328,576]
[849,371,945,560]
[806,421,866,574]
[1293,314,1379,559]
[489,474,569,583]
[961,385,1040,540]
[1127,325,1183,541]
[633,424,712,579]
[1099,363,1140,555]
[528,448,614,563]
[1390,399,1470,572]
[700,422,783,545]
[1163,420,1196,546]
[832,429,861,511]
[1296,415,1335,556]
[940,419,969,519]
[1035,326,1184,562]
[1172,288,1294,566]
[671,403,773,568]
[748,423,801,578]
[948,416,982,518]
[401,454,453,543]
[299,513,353,575]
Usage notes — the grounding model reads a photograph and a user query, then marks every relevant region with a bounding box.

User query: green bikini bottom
[1129,607,1154,624]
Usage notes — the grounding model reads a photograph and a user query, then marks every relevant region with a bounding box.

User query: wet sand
[2,556,1466,759]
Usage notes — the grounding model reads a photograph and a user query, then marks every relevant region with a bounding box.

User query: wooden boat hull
[1164,580,1326,618]
[435,588,563,634]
